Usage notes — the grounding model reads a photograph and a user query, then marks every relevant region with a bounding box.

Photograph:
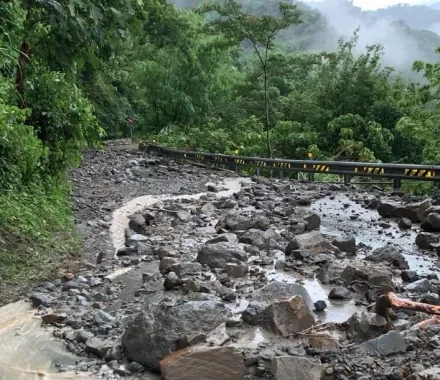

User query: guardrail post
[344,175,351,186]
[393,178,401,190]
[279,170,284,179]
[257,168,261,176]
[308,172,314,182]
[236,165,240,175]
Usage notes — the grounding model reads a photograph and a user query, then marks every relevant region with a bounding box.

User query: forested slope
[1,0,440,287]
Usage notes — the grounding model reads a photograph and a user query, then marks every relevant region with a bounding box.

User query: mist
[304,0,438,75]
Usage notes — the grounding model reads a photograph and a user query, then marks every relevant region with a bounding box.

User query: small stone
[30,293,53,308]
[314,300,327,312]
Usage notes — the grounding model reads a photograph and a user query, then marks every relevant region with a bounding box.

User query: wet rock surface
[6,143,440,380]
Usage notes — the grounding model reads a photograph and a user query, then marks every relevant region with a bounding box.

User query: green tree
[198,0,301,157]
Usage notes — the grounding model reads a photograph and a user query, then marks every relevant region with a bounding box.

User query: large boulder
[423,205,440,219]
[239,228,286,250]
[258,296,315,336]
[365,246,409,270]
[356,331,407,356]
[416,232,440,250]
[250,281,314,311]
[271,357,324,380]
[332,236,356,254]
[421,213,440,232]
[377,200,399,218]
[216,212,270,232]
[317,260,393,288]
[160,346,245,380]
[121,301,228,371]
[285,231,340,256]
[197,242,247,269]
[345,312,388,341]
[395,200,431,222]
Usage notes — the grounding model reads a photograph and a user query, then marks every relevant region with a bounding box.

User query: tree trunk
[16,41,30,106]
[263,65,272,158]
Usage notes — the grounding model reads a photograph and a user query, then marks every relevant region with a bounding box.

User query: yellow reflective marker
[411,169,417,176]
[303,164,307,169]
[354,168,358,173]
[418,169,426,177]
[308,152,313,158]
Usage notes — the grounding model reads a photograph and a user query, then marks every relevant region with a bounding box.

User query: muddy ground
[1,141,440,380]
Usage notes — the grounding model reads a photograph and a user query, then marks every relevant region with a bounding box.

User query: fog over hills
[171,0,440,77]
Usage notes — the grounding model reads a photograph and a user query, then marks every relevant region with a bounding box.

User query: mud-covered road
[1,141,440,380]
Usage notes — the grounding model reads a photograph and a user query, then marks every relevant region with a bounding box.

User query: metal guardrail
[139,142,440,189]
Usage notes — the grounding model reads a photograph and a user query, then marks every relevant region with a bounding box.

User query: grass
[0,181,82,286]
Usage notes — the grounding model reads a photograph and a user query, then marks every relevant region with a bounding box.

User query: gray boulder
[365,246,409,270]
[421,213,440,232]
[122,301,228,371]
[332,236,356,254]
[416,232,440,250]
[271,357,324,380]
[197,242,247,269]
[357,331,407,356]
[285,231,340,256]
[217,213,270,232]
[395,200,431,222]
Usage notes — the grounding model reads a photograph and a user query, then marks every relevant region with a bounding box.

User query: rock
[170,262,202,277]
[206,233,238,245]
[419,292,440,305]
[406,278,431,293]
[128,361,145,373]
[328,287,352,300]
[164,272,181,290]
[303,212,321,231]
[346,312,387,341]
[30,293,53,308]
[200,202,216,216]
[423,205,440,219]
[160,257,178,274]
[332,236,356,254]
[357,331,407,356]
[285,231,340,256]
[183,280,201,293]
[314,300,327,312]
[85,338,113,358]
[365,246,409,270]
[401,270,420,283]
[239,228,285,250]
[398,218,412,230]
[197,242,247,269]
[421,213,440,232]
[271,356,324,380]
[318,260,393,288]
[308,332,340,351]
[416,232,440,250]
[225,263,248,278]
[94,310,116,326]
[128,214,147,234]
[259,296,315,336]
[122,300,228,371]
[220,213,270,232]
[177,210,191,223]
[395,200,431,222]
[250,281,314,311]
[377,200,399,218]
[160,346,245,380]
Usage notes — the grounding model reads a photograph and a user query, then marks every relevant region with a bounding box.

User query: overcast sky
[307,0,436,10]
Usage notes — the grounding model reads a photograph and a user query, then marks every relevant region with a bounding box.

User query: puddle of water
[312,193,440,275]
[267,270,362,324]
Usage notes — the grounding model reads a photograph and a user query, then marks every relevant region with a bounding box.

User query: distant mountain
[367,4,440,31]
[170,0,440,76]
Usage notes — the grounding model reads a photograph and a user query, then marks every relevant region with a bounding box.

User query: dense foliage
[2,0,440,284]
